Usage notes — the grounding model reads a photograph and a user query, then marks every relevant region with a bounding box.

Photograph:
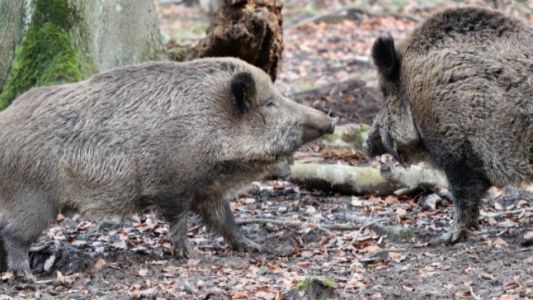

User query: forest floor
[1,0,532,299]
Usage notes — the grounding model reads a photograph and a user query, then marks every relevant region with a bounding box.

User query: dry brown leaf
[503,281,520,290]
[388,252,407,263]
[1,272,13,281]
[300,250,314,258]
[163,265,178,277]
[396,208,407,217]
[230,290,248,299]
[480,272,496,281]
[255,291,275,299]
[305,205,317,214]
[57,272,80,285]
[92,258,107,273]
[351,197,364,207]
[138,269,149,277]
[454,290,472,298]
[362,244,381,254]
[402,284,414,292]
[492,237,508,248]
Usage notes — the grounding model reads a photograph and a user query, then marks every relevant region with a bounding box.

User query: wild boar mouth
[302,126,322,143]
[301,123,335,144]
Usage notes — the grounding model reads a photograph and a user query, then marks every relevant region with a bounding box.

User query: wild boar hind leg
[1,193,58,279]
[192,196,261,253]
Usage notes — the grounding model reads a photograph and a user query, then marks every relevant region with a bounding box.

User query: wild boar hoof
[171,239,196,259]
[232,237,262,253]
[432,223,476,245]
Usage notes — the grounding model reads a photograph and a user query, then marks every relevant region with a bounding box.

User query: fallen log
[288,163,448,196]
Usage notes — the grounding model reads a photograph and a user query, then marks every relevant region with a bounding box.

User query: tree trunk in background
[0,0,24,91]
[0,0,167,108]
[188,0,283,81]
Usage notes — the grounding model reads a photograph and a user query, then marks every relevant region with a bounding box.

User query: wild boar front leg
[193,197,261,252]
[429,147,491,244]
[157,193,194,258]
[167,214,195,258]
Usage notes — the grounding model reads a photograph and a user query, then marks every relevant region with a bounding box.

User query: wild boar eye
[266,100,276,107]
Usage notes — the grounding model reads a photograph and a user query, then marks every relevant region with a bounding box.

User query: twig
[34,278,55,284]
[237,218,359,232]
[358,248,406,264]
[364,222,415,240]
[367,248,406,258]
[481,207,533,218]
[470,286,482,300]
[515,248,532,253]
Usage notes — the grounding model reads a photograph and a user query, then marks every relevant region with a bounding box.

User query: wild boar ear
[372,36,400,82]
[231,72,257,114]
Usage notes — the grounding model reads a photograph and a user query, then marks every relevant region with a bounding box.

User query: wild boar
[0,57,335,277]
[364,7,532,243]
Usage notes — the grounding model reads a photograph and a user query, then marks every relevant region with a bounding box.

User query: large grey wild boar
[364,7,532,243]
[0,57,335,278]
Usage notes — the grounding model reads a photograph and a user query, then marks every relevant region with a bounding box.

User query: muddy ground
[1,0,532,299]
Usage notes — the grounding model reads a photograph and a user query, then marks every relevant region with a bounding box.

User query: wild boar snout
[363,126,387,157]
[299,105,336,144]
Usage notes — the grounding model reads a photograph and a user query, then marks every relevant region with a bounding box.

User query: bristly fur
[366,7,532,243]
[0,57,334,277]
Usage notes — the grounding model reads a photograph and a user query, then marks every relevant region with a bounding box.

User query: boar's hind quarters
[231,72,257,114]
[372,36,401,82]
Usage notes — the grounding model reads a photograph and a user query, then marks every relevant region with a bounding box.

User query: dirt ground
[1,1,532,299]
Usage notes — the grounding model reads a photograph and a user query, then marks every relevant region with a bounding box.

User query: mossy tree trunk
[0,0,167,109]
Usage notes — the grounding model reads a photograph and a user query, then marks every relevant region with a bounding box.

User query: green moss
[296,277,311,291]
[296,277,336,291]
[321,277,336,288]
[168,45,192,62]
[33,0,76,29]
[0,0,92,108]
[352,123,370,148]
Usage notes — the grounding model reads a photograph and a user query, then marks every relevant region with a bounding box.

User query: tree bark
[74,0,167,72]
[188,0,283,81]
[0,0,24,89]
[0,0,167,107]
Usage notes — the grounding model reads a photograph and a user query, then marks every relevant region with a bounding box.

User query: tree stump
[188,0,283,81]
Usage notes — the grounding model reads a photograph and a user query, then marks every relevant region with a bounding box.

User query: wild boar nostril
[318,118,336,135]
